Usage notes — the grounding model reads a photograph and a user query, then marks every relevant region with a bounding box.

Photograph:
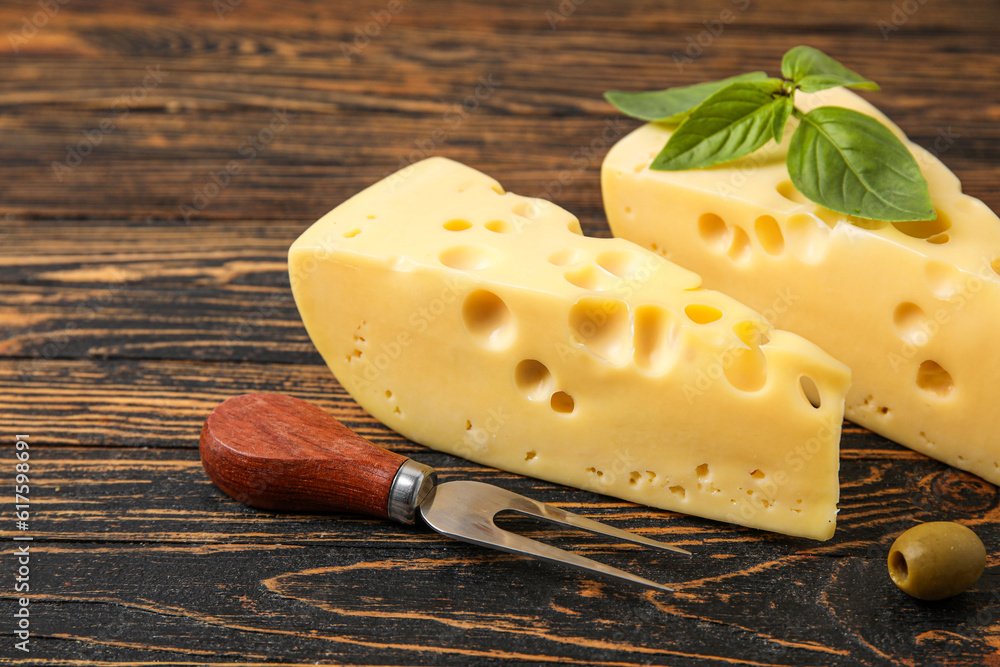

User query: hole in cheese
[728,226,751,263]
[754,215,784,256]
[684,303,722,324]
[696,463,710,479]
[811,207,883,230]
[916,360,955,398]
[462,290,515,350]
[343,228,362,238]
[569,297,631,364]
[525,451,537,461]
[892,209,951,239]
[514,359,554,401]
[550,391,575,414]
[750,469,765,479]
[512,201,542,219]
[799,376,822,409]
[925,260,963,300]
[893,302,930,345]
[927,233,950,245]
[632,304,679,374]
[724,345,767,392]
[440,244,500,271]
[548,247,585,266]
[485,219,513,233]
[991,256,1000,278]
[776,179,810,205]
[564,264,616,291]
[698,213,730,252]
[669,485,686,499]
[733,320,770,347]
[629,471,640,485]
[596,249,646,280]
[443,219,472,231]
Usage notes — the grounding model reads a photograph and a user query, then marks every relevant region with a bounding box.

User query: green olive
[887,522,986,600]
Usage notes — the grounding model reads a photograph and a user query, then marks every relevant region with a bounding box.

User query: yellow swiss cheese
[603,86,1000,484]
[289,157,851,539]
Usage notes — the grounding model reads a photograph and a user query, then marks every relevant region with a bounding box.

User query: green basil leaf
[781,45,880,93]
[651,81,787,171]
[787,106,934,222]
[604,71,769,123]
[772,96,794,141]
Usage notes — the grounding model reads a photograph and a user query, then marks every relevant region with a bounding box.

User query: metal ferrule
[387,459,437,525]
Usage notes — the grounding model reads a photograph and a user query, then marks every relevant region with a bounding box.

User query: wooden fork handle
[199,393,424,520]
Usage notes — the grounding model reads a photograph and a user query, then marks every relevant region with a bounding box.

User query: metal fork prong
[497,486,692,555]
[472,525,675,592]
[418,481,689,592]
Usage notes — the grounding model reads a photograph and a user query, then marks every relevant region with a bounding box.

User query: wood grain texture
[2,0,999,664]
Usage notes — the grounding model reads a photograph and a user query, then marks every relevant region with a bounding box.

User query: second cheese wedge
[603,87,1000,485]
[289,157,851,539]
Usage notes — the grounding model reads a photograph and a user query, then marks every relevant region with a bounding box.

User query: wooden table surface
[2,1,999,664]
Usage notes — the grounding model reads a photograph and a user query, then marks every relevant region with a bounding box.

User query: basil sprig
[604,45,934,222]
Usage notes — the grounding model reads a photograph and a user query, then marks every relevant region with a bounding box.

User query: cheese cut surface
[289,157,851,540]
[603,87,1000,485]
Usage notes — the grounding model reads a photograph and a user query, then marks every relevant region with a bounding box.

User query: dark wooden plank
[1,19,998,222]
[3,0,999,664]
[2,0,998,41]
[0,445,997,665]
[7,542,997,666]
[3,443,995,551]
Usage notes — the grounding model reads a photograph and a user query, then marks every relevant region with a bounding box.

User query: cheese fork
[199,393,691,592]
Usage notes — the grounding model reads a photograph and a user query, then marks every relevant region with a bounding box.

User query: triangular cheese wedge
[289,157,851,539]
[603,86,1000,484]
